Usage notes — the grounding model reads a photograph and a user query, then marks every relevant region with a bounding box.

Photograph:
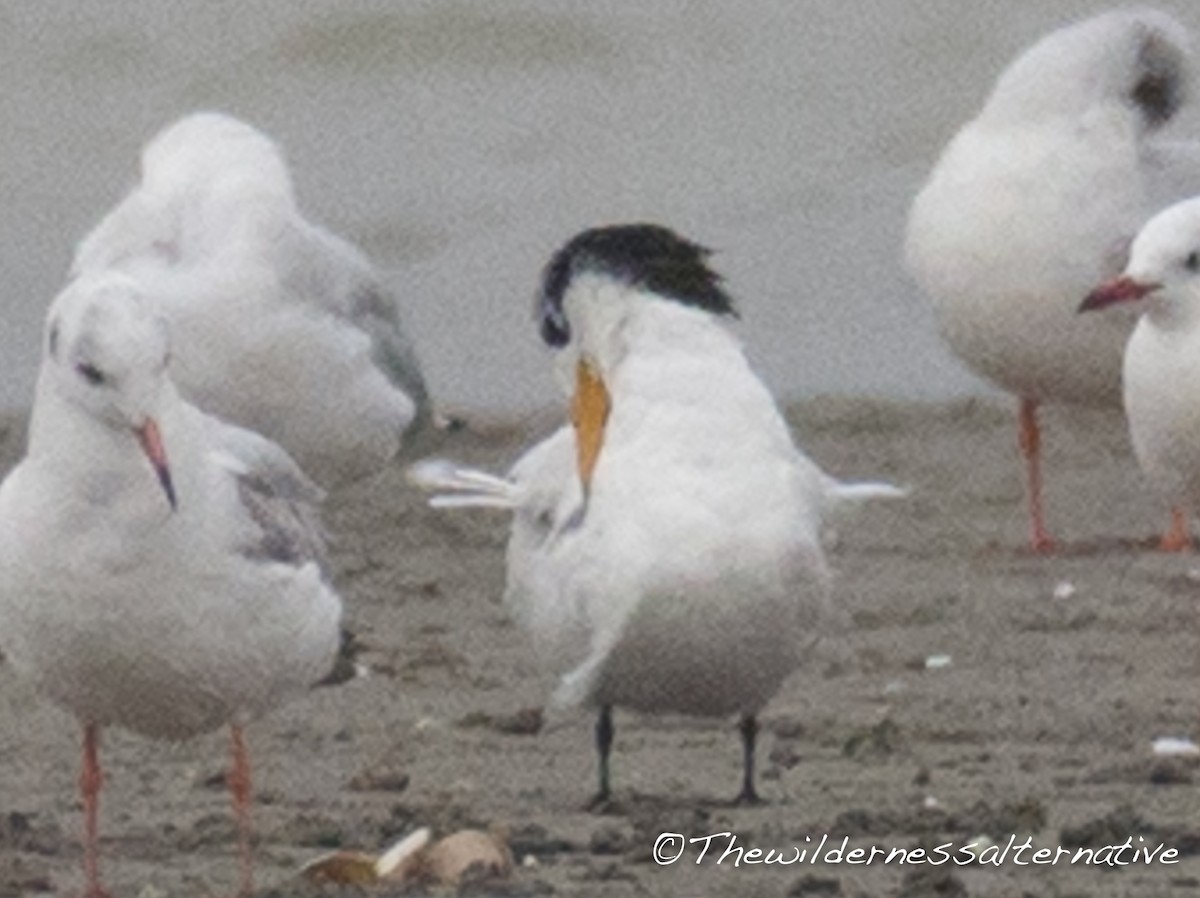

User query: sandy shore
[1,397,1199,897]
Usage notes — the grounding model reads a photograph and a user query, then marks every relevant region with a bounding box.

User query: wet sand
[2,397,1199,897]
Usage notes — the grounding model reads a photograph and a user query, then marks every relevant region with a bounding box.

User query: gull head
[73,112,296,277]
[982,9,1191,133]
[1080,197,1200,323]
[535,224,736,492]
[44,273,177,509]
[140,111,293,208]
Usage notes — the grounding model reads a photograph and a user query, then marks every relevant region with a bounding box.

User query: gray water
[1,0,1197,415]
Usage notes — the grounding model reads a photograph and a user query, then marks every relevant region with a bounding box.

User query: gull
[906,9,1200,552]
[0,272,343,896]
[411,224,904,805]
[1081,195,1200,547]
[71,111,430,489]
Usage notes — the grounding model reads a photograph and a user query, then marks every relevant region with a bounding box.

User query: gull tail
[406,458,521,510]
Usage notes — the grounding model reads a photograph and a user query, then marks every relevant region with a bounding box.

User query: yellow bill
[571,357,610,493]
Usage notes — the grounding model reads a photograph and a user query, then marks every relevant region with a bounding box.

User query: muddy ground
[2,397,1199,898]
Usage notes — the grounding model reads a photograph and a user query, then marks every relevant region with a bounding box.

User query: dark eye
[540,313,571,348]
[1186,251,1199,273]
[75,362,106,386]
[538,292,571,348]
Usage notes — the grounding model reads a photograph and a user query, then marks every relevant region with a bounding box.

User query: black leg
[737,714,763,805]
[588,705,614,808]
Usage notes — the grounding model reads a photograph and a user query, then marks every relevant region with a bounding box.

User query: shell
[300,825,513,888]
[375,827,432,879]
[421,829,514,885]
[300,851,379,886]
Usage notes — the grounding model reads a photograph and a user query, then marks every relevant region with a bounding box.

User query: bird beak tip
[1079,276,1157,313]
[135,418,177,511]
[161,471,178,511]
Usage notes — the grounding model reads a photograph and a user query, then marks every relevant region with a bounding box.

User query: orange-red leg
[1160,507,1192,552]
[79,723,110,898]
[228,724,254,897]
[1018,398,1055,553]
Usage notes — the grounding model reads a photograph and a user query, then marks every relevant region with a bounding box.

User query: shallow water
[0,0,1197,414]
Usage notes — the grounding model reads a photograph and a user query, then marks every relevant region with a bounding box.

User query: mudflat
[1,397,1198,897]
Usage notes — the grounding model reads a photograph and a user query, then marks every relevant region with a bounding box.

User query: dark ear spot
[48,320,60,359]
[1132,72,1176,128]
[75,362,106,387]
[1132,30,1186,130]
[1186,251,1199,273]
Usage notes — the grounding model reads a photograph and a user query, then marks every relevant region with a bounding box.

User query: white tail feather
[827,481,909,503]
[429,493,519,510]
[407,458,522,510]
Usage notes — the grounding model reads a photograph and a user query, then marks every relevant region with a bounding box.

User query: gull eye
[1186,251,1200,273]
[75,362,107,387]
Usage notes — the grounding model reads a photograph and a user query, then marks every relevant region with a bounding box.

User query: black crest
[538,224,736,347]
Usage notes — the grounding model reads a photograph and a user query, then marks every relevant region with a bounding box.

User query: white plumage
[412,224,903,802]
[905,9,1200,550]
[71,111,429,488]
[1083,196,1200,536]
[0,271,342,894]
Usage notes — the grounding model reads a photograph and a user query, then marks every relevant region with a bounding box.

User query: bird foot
[1159,533,1192,553]
[1029,533,1057,555]
[731,787,765,807]
[584,791,620,814]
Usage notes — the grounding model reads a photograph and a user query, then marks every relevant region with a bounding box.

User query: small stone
[347,768,411,793]
[1149,760,1193,786]
[588,824,630,855]
[1052,581,1076,600]
[769,741,804,770]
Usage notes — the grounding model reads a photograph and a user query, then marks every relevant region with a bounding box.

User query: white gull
[0,272,342,896]
[72,111,430,489]
[906,9,1200,551]
[1082,195,1200,550]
